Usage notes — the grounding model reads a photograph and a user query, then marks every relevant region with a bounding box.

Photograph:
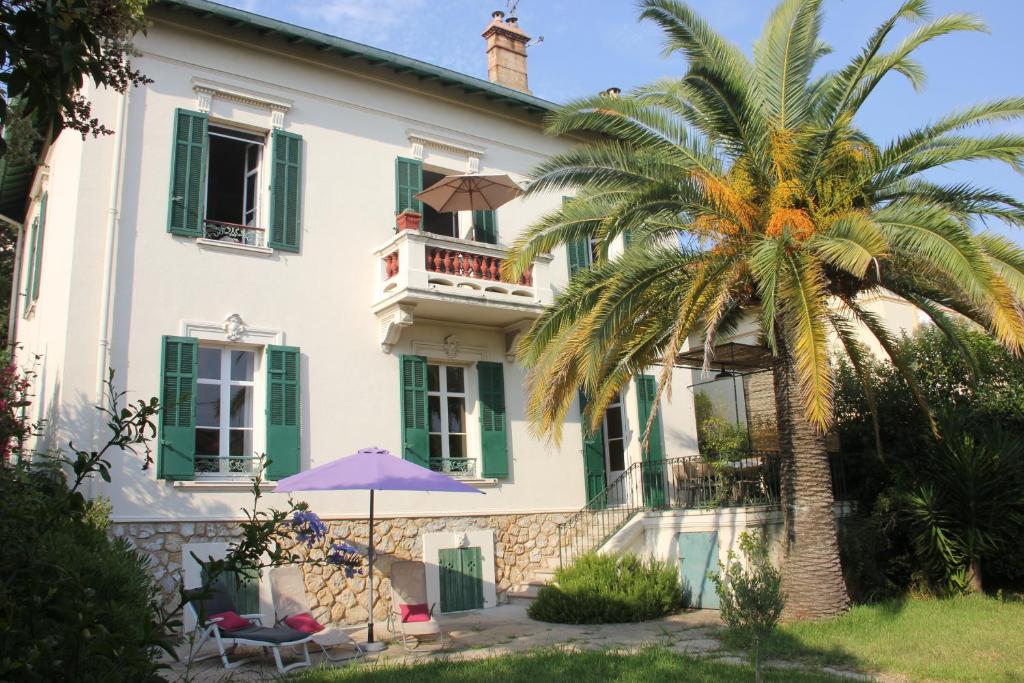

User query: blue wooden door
[678,531,720,609]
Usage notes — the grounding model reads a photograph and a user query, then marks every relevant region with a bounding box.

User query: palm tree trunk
[772,333,850,620]
[968,559,984,593]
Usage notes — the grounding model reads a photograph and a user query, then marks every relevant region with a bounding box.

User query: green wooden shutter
[167,109,207,236]
[269,130,303,252]
[623,230,633,248]
[563,196,590,276]
[473,210,497,244]
[477,361,508,478]
[635,374,667,507]
[399,354,429,467]
[395,157,423,217]
[203,567,260,615]
[22,217,37,315]
[579,392,608,508]
[567,237,591,276]
[30,192,47,302]
[158,336,198,480]
[266,345,301,480]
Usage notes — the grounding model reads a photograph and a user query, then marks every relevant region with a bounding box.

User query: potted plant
[395,209,422,232]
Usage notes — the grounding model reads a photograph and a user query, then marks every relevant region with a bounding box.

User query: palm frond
[754,0,824,130]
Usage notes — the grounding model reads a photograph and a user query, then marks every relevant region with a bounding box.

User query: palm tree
[502,0,1024,620]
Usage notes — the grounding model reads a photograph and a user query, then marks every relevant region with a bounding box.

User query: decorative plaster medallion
[443,334,459,359]
[224,314,247,342]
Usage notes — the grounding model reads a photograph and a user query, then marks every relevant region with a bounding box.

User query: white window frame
[203,123,268,246]
[195,344,260,479]
[427,362,474,475]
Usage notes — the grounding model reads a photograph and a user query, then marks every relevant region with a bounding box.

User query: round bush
[527,553,683,624]
[0,466,168,682]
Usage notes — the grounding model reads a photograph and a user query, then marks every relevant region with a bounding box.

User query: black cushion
[219,625,309,644]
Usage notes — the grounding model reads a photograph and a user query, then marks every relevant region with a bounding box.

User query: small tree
[709,532,786,683]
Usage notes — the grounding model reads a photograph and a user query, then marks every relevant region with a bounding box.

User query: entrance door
[438,546,484,613]
[678,531,720,609]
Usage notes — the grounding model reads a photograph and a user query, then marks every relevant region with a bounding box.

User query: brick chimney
[482,10,531,93]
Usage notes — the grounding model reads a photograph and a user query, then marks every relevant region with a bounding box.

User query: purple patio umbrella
[274,447,483,650]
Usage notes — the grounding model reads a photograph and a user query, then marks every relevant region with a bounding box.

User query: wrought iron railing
[557,451,850,568]
[429,457,477,478]
[194,454,261,477]
[203,219,266,247]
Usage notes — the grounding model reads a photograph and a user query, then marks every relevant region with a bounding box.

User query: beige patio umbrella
[415,173,524,212]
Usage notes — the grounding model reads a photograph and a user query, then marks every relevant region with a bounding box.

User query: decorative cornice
[192,77,292,128]
[407,129,486,158]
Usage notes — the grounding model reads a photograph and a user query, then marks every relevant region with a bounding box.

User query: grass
[761,593,1024,682]
[291,648,842,682]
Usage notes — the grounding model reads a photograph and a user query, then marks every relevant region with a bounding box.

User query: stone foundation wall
[112,511,568,625]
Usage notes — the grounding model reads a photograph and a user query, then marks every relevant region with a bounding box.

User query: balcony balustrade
[372,230,553,351]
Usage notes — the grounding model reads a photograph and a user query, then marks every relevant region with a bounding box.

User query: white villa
[1,0,920,622]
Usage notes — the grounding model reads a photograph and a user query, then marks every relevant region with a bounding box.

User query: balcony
[372,230,553,351]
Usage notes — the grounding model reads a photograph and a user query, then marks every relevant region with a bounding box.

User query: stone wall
[112,511,568,625]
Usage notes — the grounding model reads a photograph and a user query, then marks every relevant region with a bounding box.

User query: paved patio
[166,602,727,681]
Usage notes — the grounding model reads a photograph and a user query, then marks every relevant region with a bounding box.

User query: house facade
[3,1,923,623]
[2,1,710,622]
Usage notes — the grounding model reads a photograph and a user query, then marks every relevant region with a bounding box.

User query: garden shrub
[527,553,682,624]
[709,532,785,683]
[0,464,170,682]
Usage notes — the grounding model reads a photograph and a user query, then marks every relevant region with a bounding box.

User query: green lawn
[292,648,840,682]
[764,594,1024,682]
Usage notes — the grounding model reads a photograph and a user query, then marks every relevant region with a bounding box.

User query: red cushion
[400,603,430,623]
[283,612,325,634]
[208,611,251,631]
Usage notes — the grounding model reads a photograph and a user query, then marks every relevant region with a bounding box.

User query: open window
[421,169,460,237]
[204,125,265,246]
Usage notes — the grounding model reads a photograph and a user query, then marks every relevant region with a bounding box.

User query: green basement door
[438,546,484,613]
[678,531,720,609]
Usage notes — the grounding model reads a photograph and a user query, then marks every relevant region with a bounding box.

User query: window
[168,109,303,252]
[602,393,626,474]
[204,125,266,246]
[427,363,471,475]
[195,346,256,477]
[421,169,459,237]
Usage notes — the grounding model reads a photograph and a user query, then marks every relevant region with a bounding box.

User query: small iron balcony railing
[203,219,266,247]
[429,457,477,478]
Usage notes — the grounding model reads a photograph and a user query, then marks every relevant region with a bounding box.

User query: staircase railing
[557,451,850,568]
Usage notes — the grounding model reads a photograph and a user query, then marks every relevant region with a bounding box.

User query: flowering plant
[289,509,328,547]
[327,542,363,578]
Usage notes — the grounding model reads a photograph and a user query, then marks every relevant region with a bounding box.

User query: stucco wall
[13,16,700,527]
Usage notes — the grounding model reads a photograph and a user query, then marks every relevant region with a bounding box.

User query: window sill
[173,479,276,491]
[451,477,500,488]
[196,238,274,257]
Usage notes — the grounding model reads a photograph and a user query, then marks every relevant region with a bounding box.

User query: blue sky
[221,0,1023,241]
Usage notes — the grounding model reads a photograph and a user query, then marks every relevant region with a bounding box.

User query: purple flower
[326,541,363,578]
[289,510,328,548]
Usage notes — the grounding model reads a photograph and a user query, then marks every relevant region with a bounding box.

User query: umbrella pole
[364,489,386,651]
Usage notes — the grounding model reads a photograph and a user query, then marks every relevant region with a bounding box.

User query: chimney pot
[506,16,518,25]
[492,10,505,21]
[607,87,621,98]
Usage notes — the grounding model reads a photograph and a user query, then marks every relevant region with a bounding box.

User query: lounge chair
[269,565,365,661]
[386,560,445,652]
[186,582,312,674]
